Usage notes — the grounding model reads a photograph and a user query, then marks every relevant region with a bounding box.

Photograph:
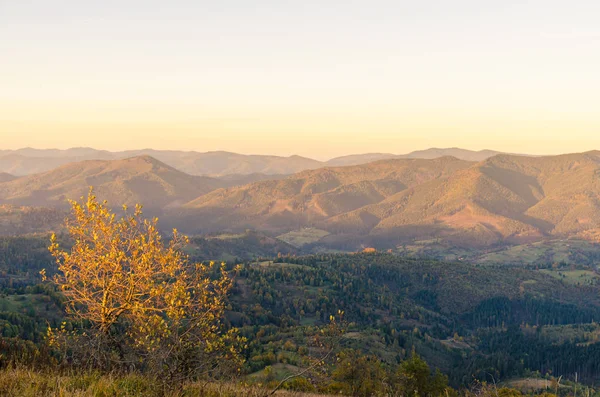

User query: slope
[328,151,600,246]
[402,148,504,161]
[0,147,516,176]
[0,149,324,177]
[325,148,506,167]
[0,156,221,209]
[176,157,473,233]
[0,173,16,183]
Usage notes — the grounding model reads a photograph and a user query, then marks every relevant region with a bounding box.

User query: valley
[3,148,600,394]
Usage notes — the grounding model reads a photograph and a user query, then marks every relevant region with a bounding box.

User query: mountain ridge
[171,151,600,248]
[0,173,16,183]
[3,151,600,251]
[0,147,521,176]
[0,155,221,209]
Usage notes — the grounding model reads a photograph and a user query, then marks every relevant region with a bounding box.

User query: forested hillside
[3,230,600,392]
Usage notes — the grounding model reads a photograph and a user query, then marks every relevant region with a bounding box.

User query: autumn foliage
[45,189,243,382]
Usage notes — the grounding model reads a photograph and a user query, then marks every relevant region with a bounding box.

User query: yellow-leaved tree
[45,189,243,382]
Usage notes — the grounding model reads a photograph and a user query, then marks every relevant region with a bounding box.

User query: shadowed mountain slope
[0,147,512,176]
[173,151,600,248]
[0,154,79,176]
[0,173,16,183]
[3,151,600,250]
[402,148,504,161]
[326,153,399,167]
[119,150,324,177]
[325,148,509,167]
[177,157,473,233]
[0,149,323,177]
[0,156,221,209]
[327,151,600,246]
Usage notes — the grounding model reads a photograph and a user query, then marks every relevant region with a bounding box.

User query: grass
[476,239,600,265]
[503,378,558,392]
[400,238,600,266]
[248,363,303,381]
[207,233,248,241]
[539,269,599,286]
[0,368,331,397]
[299,316,318,326]
[0,294,53,315]
[478,244,549,264]
[0,293,63,322]
[0,295,26,312]
[255,261,309,270]
[277,229,330,248]
[0,369,162,397]
[398,240,474,261]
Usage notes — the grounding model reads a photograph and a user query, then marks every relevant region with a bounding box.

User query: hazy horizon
[0,144,569,162]
[2,1,600,158]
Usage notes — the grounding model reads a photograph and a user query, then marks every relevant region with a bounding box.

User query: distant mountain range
[170,151,600,248]
[325,148,506,167]
[178,156,472,234]
[0,147,510,177]
[0,173,16,183]
[3,149,600,251]
[0,156,219,209]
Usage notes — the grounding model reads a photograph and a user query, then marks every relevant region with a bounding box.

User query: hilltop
[177,156,472,233]
[0,173,16,183]
[338,151,600,246]
[0,155,221,209]
[0,147,512,176]
[171,151,600,250]
[4,151,600,252]
[0,148,323,177]
[325,148,508,166]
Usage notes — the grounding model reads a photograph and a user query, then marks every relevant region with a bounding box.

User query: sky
[1,0,599,160]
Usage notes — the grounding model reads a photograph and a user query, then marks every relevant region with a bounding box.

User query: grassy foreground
[0,368,323,397]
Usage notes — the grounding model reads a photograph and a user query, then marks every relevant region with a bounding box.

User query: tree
[330,349,387,397]
[395,351,451,397]
[265,311,346,396]
[45,190,243,382]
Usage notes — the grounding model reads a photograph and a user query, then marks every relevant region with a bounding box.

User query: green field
[277,228,330,248]
[539,269,599,286]
[475,239,600,265]
[398,239,475,261]
[0,293,59,317]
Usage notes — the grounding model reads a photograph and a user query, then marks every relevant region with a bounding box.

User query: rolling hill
[0,156,221,209]
[176,156,473,233]
[327,151,600,246]
[325,153,399,167]
[0,154,78,176]
[170,151,600,249]
[3,150,600,252]
[0,147,511,176]
[0,148,323,177]
[119,150,324,177]
[215,172,289,187]
[0,173,16,183]
[402,147,505,161]
[325,148,508,166]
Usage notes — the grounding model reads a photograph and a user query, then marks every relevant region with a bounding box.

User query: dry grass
[0,368,332,397]
[277,228,330,247]
[504,377,565,392]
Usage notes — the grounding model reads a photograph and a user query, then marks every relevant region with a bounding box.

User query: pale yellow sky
[1,1,599,159]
